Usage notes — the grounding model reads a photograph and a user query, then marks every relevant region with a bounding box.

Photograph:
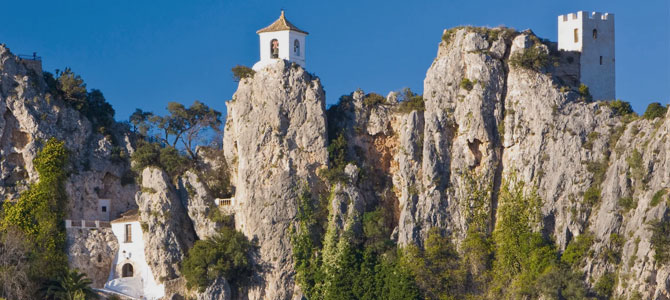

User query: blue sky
[1,0,668,120]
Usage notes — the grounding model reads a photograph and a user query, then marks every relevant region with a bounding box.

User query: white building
[558,11,615,101]
[252,10,308,71]
[104,210,165,300]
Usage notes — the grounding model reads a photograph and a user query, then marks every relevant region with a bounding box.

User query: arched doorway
[122,263,134,277]
[270,39,279,58]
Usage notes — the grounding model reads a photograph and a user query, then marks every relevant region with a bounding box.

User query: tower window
[294,39,300,56]
[101,206,107,213]
[574,28,579,43]
[600,56,603,65]
[593,29,598,39]
[270,39,279,59]
[124,224,132,243]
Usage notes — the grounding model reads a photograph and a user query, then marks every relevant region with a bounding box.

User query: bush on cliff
[182,227,256,292]
[397,88,425,114]
[509,45,549,72]
[603,99,634,117]
[643,102,667,120]
[232,65,255,82]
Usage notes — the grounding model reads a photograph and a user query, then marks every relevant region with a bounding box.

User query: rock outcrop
[0,45,138,288]
[223,60,328,300]
[65,227,118,288]
[137,167,196,283]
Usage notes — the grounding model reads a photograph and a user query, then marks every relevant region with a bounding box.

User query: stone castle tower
[252,10,308,71]
[558,11,615,101]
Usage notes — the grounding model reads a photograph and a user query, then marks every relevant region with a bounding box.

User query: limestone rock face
[0,45,137,286]
[196,277,231,300]
[391,29,670,299]
[180,170,220,239]
[65,228,118,288]
[137,167,196,284]
[223,60,328,300]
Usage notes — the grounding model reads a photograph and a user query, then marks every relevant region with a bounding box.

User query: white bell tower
[252,10,308,71]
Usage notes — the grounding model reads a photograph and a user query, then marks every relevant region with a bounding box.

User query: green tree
[133,101,222,160]
[490,176,560,299]
[57,68,88,110]
[40,268,98,300]
[181,227,255,292]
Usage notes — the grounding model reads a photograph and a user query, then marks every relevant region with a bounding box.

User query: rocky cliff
[220,28,669,299]
[224,60,328,299]
[0,44,138,287]
[1,23,668,300]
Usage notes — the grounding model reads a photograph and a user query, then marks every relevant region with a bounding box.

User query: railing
[215,197,235,206]
[65,219,111,229]
[18,53,41,61]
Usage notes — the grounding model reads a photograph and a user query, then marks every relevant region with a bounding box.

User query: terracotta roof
[257,10,308,35]
[111,209,139,224]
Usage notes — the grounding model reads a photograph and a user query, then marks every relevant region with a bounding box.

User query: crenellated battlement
[559,11,614,23]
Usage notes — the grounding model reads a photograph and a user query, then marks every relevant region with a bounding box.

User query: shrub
[159,146,190,178]
[561,233,594,267]
[583,186,601,207]
[651,189,667,207]
[594,272,616,299]
[509,45,549,72]
[130,140,161,173]
[363,93,385,107]
[231,65,255,82]
[604,99,634,116]
[131,141,190,179]
[627,149,645,182]
[649,212,670,264]
[583,131,600,150]
[397,88,425,113]
[618,197,637,212]
[318,132,350,183]
[460,78,474,91]
[643,102,667,120]
[578,84,592,102]
[181,227,255,292]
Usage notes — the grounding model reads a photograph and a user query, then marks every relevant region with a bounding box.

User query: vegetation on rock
[509,44,549,72]
[182,227,255,292]
[39,268,98,300]
[231,65,255,82]
[643,102,667,120]
[0,139,70,298]
[396,88,425,114]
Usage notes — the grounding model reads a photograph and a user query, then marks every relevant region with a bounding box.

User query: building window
[294,39,300,56]
[124,224,132,243]
[122,263,134,277]
[101,206,107,213]
[270,39,279,59]
[593,29,598,39]
[600,56,603,65]
[574,28,579,43]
